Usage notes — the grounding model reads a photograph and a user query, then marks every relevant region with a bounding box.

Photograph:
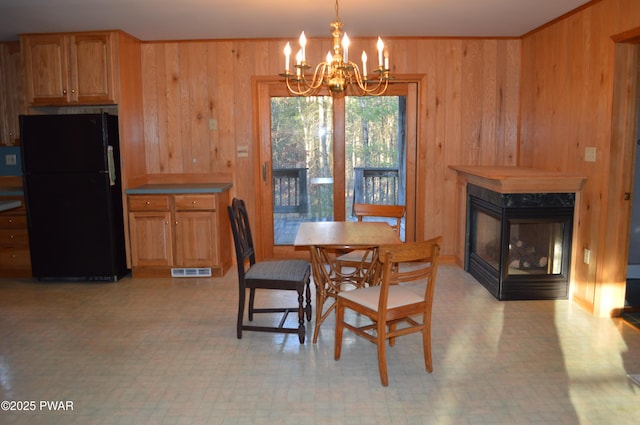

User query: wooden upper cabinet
[0,42,24,146]
[71,33,115,104]
[21,32,116,106]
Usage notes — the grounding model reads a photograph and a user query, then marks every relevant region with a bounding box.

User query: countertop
[126,182,233,195]
[0,200,22,212]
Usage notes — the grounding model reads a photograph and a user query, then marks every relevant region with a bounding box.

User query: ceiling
[0,0,591,43]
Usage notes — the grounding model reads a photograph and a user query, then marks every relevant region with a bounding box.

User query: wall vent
[171,268,212,278]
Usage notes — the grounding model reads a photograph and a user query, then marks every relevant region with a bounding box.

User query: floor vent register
[171,268,212,278]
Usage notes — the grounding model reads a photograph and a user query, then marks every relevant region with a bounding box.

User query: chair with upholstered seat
[228,198,312,343]
[334,236,442,386]
[335,203,405,269]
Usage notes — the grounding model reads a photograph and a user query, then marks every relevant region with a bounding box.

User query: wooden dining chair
[334,204,405,272]
[334,236,442,386]
[228,198,312,343]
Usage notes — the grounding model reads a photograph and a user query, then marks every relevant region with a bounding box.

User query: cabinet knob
[8,219,13,224]
[71,89,76,93]
[10,235,15,239]
[192,201,197,205]
[145,201,151,205]
[63,89,67,95]
[11,254,16,258]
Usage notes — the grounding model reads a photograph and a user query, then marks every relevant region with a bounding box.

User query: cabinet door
[0,42,24,146]
[129,212,173,267]
[21,34,70,105]
[69,33,115,104]
[174,211,219,267]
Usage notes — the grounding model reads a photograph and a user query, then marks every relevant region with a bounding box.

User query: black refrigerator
[20,113,129,282]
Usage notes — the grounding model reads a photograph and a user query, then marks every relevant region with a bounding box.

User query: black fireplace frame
[465,184,575,301]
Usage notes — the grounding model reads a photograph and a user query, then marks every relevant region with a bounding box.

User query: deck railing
[353,167,400,205]
[273,168,308,213]
[273,167,400,215]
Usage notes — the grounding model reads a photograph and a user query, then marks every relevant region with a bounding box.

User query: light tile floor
[1,265,639,424]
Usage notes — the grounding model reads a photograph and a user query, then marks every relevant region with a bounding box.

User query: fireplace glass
[472,208,501,270]
[507,221,565,276]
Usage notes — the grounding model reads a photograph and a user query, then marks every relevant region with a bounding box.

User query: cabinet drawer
[0,229,29,246]
[0,215,27,229]
[128,195,170,211]
[0,246,31,268]
[174,195,216,211]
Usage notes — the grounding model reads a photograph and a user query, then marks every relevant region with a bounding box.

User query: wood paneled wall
[137,0,639,317]
[520,0,640,315]
[139,37,521,258]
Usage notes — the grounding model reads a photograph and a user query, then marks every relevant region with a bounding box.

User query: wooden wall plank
[163,43,182,174]
[186,42,210,173]
[206,43,220,173]
[141,44,159,172]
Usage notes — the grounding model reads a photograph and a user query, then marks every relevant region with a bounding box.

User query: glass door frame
[253,75,425,260]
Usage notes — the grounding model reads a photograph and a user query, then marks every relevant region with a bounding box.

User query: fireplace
[465,184,575,300]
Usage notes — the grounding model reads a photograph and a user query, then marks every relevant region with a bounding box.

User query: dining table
[294,220,402,343]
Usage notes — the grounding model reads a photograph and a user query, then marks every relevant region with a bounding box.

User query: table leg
[309,245,381,343]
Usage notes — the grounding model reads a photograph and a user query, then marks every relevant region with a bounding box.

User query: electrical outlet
[5,154,16,166]
[236,145,249,158]
[583,248,591,265]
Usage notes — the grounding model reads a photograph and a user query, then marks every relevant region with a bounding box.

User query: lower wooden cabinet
[127,191,231,277]
[0,196,31,277]
[128,209,173,267]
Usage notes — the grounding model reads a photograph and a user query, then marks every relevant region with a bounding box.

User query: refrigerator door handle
[107,145,116,186]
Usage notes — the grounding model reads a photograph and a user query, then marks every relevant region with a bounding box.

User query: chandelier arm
[285,77,315,97]
[307,62,330,91]
[285,62,331,96]
[345,61,391,96]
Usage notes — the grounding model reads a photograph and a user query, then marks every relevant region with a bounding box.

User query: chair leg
[423,323,433,373]
[334,299,344,360]
[237,284,246,339]
[305,279,312,321]
[248,287,256,321]
[389,323,397,346]
[377,320,389,386]
[297,284,306,344]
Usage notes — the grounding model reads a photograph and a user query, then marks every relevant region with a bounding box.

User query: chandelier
[280,0,391,97]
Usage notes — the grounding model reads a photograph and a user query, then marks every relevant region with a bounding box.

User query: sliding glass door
[258,81,418,257]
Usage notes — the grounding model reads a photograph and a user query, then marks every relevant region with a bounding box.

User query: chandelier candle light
[280,0,391,96]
